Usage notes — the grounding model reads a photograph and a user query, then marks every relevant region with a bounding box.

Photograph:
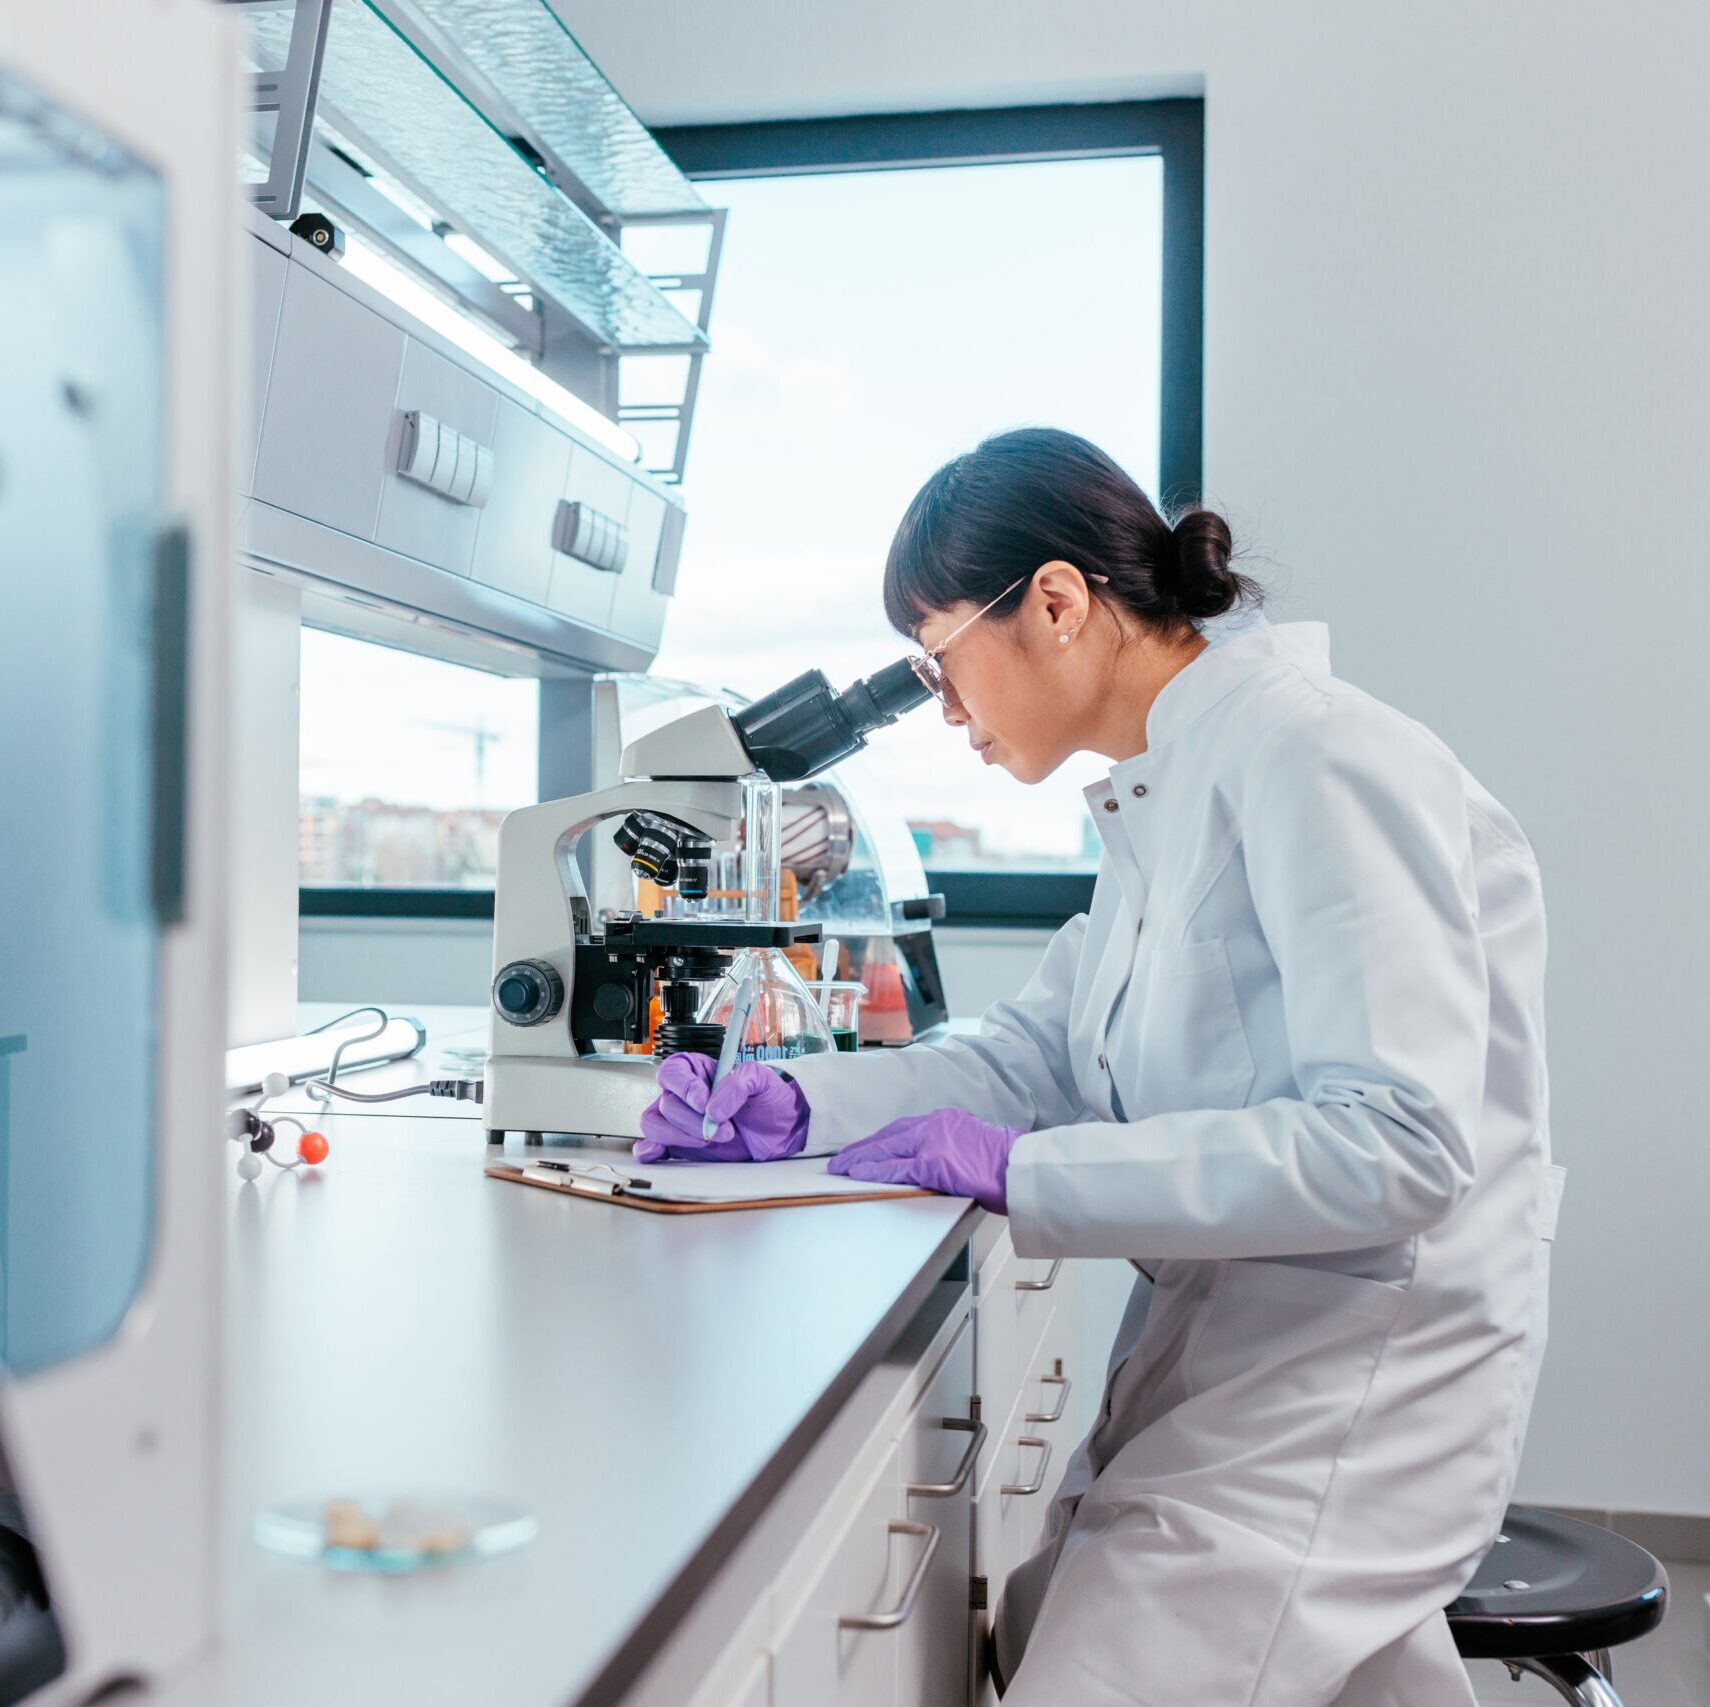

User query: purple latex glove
[635,1053,810,1163]
[827,1108,1023,1213]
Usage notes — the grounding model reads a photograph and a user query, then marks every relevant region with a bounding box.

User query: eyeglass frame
[907,569,1110,706]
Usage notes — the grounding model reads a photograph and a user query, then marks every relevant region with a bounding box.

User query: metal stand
[231,0,332,222]
[617,206,727,485]
[1506,1653,1621,1707]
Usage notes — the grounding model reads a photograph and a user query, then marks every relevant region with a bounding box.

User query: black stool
[1447,1506,1668,1705]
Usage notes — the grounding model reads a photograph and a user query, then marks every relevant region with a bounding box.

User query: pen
[703,973,759,1141]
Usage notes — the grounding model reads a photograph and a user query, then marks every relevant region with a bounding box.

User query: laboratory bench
[164,1009,1089,1707]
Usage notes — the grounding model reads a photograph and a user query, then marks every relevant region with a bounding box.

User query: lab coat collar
[1142,621,1331,754]
[1080,622,1331,891]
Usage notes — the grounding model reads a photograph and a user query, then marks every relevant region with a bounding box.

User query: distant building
[298,796,508,888]
[907,818,984,864]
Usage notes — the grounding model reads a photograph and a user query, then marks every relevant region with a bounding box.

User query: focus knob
[492,959,564,1026]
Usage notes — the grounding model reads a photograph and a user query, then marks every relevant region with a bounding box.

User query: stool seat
[1447,1506,1668,1661]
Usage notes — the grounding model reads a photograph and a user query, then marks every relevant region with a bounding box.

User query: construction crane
[424,717,504,805]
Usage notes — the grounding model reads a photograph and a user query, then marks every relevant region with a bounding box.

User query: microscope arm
[491,780,746,983]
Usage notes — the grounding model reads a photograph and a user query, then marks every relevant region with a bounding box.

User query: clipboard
[485,1155,936,1214]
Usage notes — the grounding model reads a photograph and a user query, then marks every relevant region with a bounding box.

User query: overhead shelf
[401,0,708,220]
[247,0,707,352]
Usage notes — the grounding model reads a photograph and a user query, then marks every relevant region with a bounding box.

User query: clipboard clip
[520,1160,651,1196]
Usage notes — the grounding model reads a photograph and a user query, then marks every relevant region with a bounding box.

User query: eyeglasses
[906,571,1110,706]
[906,577,1024,706]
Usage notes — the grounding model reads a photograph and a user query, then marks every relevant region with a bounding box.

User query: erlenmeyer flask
[697,947,835,1062]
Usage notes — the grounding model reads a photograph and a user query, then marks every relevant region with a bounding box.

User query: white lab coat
[786,622,1560,1706]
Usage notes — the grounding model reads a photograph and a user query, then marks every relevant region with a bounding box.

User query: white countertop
[168,1007,977,1706]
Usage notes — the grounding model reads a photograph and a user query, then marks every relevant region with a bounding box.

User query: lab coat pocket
[1133,937,1255,1114]
[1144,1260,1406,1557]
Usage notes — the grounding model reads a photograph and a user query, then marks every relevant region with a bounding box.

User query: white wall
[558,0,1710,1513]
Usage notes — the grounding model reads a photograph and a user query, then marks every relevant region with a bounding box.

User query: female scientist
[639,427,1560,1707]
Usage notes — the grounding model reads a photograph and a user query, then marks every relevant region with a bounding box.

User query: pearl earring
[1059,634,1070,645]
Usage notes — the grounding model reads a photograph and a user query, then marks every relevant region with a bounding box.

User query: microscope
[484,658,931,1145]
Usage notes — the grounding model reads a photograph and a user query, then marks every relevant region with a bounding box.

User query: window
[296,102,1202,920]
[649,105,1197,874]
[299,629,538,889]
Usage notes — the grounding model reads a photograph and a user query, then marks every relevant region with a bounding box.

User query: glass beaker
[698,948,835,1062]
[851,938,913,1044]
[805,981,866,1053]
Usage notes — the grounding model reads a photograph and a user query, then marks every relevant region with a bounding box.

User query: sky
[301,153,1166,863]
[649,155,1165,861]
[300,630,540,811]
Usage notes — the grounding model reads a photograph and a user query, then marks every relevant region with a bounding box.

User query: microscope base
[483,1051,658,1145]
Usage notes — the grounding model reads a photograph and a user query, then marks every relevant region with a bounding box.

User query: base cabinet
[669,1233,1089,1707]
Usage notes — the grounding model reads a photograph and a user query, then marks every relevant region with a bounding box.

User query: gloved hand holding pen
[635,1053,809,1164]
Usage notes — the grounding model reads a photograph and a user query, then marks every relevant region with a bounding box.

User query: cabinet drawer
[770,1447,912,1706]
[973,1237,1056,1451]
[252,264,403,540]
[972,1427,1053,1613]
[898,1320,976,1707]
[468,399,571,607]
[678,1573,775,1707]
[546,443,630,626]
[606,483,672,648]
[974,1325,1066,1578]
[374,338,497,574]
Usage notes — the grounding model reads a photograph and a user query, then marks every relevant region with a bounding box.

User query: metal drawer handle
[1025,1374,1072,1426]
[1001,1436,1053,1497]
[907,1416,987,1499]
[838,1520,941,1631]
[1014,1258,1063,1292]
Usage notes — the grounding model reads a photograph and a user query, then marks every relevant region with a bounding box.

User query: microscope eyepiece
[837,656,931,729]
[732,657,932,783]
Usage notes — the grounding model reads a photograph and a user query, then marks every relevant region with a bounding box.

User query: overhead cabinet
[241,223,686,670]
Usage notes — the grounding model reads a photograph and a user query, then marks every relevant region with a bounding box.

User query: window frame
[299,99,1201,929]
[655,100,1203,511]
[297,868,1096,927]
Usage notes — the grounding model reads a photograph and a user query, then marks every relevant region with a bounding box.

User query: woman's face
[912,567,1098,785]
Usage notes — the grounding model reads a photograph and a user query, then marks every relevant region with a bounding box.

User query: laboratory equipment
[589,675,952,1045]
[255,1492,536,1574]
[699,950,837,1067]
[225,1008,427,1096]
[226,1107,331,1179]
[0,1,235,1697]
[806,981,868,1053]
[485,657,931,1144]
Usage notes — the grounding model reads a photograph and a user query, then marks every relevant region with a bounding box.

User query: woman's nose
[940,693,969,727]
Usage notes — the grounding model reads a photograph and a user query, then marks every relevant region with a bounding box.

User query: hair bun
[1164,508,1242,621]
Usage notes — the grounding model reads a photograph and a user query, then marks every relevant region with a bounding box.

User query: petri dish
[255,1491,537,1573]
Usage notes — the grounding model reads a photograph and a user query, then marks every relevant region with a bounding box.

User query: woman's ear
[1033,561,1093,645]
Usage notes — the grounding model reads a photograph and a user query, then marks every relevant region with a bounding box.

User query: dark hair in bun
[883,427,1261,637]
[1162,507,1249,622]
